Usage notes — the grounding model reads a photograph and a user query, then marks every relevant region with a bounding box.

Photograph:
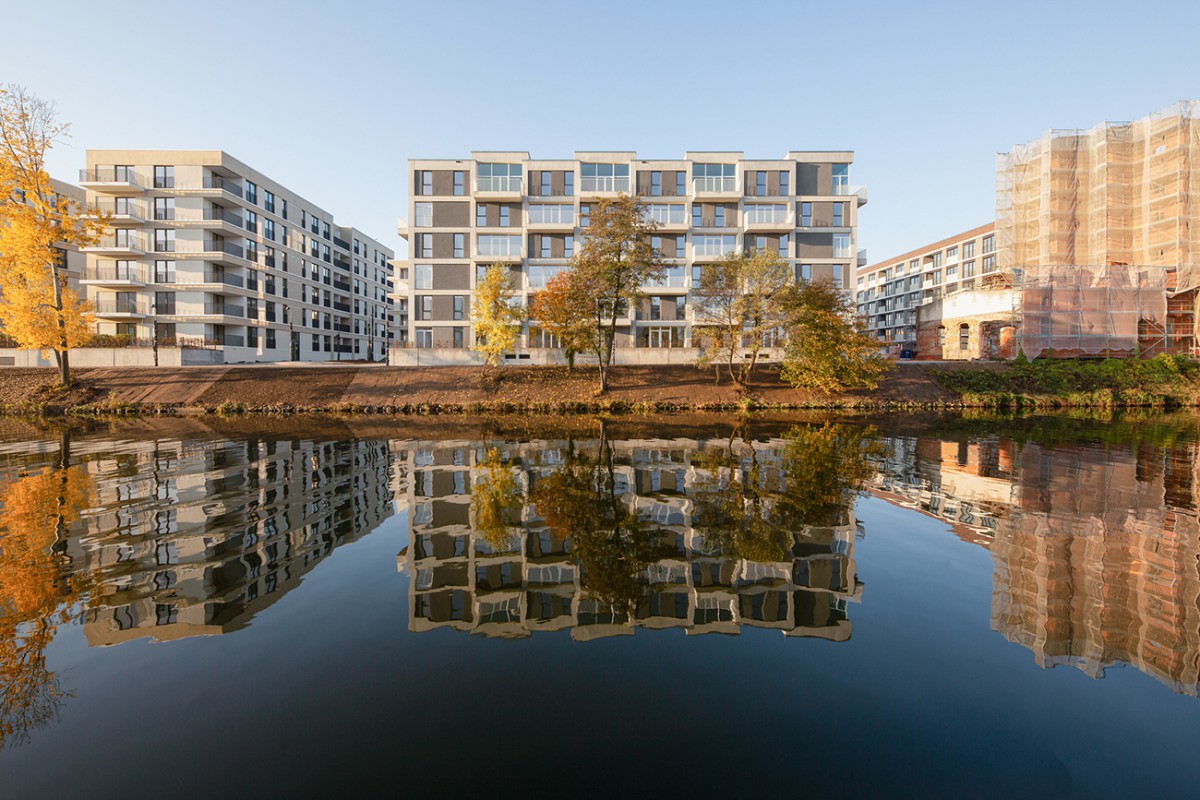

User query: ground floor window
[959,324,970,350]
[638,326,686,348]
[416,328,433,348]
[453,327,464,348]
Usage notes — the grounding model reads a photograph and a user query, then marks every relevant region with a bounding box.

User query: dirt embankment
[0,362,968,414]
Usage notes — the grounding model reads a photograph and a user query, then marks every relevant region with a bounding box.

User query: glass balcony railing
[580,176,630,193]
[692,176,737,193]
[476,176,523,192]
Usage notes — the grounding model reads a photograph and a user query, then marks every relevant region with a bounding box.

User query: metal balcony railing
[89,234,147,251]
[94,298,146,314]
[83,265,145,282]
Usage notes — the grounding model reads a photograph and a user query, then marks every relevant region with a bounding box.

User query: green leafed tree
[690,248,791,392]
[779,279,889,394]
[570,195,664,392]
[470,263,524,369]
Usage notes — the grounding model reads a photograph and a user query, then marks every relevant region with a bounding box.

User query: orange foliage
[0,463,94,750]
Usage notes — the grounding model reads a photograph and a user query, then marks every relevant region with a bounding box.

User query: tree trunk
[53,272,70,387]
[565,348,575,374]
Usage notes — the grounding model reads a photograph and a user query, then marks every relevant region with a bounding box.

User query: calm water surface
[0,413,1198,798]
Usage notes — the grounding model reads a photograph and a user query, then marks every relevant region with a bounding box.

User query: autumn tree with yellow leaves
[470,263,525,371]
[0,85,107,386]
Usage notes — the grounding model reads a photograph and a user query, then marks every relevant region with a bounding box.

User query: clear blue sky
[4,0,1198,262]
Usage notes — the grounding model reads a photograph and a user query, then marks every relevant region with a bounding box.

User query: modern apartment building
[394,151,866,360]
[78,151,394,364]
[855,223,997,356]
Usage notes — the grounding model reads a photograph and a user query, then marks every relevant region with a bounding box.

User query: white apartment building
[79,151,394,364]
[855,223,997,356]
[393,151,866,362]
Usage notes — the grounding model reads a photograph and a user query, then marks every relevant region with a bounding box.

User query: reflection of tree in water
[0,432,93,751]
[531,425,673,618]
[690,422,881,562]
[470,447,524,551]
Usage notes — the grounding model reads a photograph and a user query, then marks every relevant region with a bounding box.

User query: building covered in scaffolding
[907,101,1200,359]
[994,100,1200,358]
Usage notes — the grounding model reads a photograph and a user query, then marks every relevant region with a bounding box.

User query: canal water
[0,413,1198,798]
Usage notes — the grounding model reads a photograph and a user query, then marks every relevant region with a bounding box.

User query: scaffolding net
[995,102,1200,357]
[1014,264,1194,358]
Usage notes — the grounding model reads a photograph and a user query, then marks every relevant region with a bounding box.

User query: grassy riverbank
[931,354,1200,409]
[0,358,1197,417]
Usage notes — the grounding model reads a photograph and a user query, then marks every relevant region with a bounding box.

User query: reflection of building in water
[394,438,862,641]
[60,436,393,645]
[874,431,1200,696]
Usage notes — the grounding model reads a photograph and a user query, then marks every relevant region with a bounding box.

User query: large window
[477,163,522,192]
[414,202,432,227]
[779,170,790,195]
[153,165,174,189]
[528,265,568,290]
[154,229,175,253]
[644,204,685,225]
[800,202,813,226]
[693,235,736,257]
[476,235,521,257]
[414,264,432,290]
[564,171,574,196]
[580,163,630,193]
[453,233,464,258]
[154,197,175,221]
[453,171,464,196]
[832,202,844,227]
[415,328,432,348]
[832,164,849,193]
[745,204,787,224]
[692,163,735,193]
[528,204,574,225]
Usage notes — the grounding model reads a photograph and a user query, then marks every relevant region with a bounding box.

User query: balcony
[94,298,147,318]
[89,200,145,223]
[692,238,738,259]
[84,234,147,255]
[832,184,869,205]
[475,236,523,260]
[742,205,791,229]
[173,271,245,289]
[693,176,738,195]
[79,168,144,192]
[81,265,146,286]
[475,176,523,193]
[580,176,630,194]
[858,249,869,268]
[176,176,243,198]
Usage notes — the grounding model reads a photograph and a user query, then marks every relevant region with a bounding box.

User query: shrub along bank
[931,354,1200,409]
